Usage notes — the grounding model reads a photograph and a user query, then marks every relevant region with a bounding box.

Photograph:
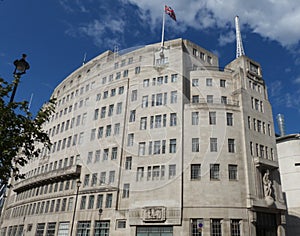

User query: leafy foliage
[0,77,55,186]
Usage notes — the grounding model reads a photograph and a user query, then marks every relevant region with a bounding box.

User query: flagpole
[161,5,165,50]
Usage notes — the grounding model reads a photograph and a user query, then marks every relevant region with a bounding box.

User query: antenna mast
[235,16,245,58]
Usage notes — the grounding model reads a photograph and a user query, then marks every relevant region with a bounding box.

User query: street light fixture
[70,179,81,236]
[10,54,30,103]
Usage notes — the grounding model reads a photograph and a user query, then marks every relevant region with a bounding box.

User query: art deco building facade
[0,39,286,236]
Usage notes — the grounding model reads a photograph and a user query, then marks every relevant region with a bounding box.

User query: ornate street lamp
[10,54,30,103]
[70,179,81,236]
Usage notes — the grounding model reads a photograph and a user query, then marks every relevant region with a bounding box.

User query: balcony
[190,98,240,107]
[13,165,81,193]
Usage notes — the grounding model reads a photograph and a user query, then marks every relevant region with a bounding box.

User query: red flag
[165,5,176,21]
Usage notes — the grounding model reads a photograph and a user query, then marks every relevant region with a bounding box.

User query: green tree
[0,77,55,186]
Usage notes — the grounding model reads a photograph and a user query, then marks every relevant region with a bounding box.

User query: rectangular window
[192,79,199,87]
[122,184,130,198]
[84,174,90,187]
[206,78,212,86]
[127,133,134,146]
[103,149,109,160]
[36,223,45,236]
[118,86,124,94]
[94,221,110,235]
[171,91,177,104]
[90,129,96,141]
[221,96,227,104]
[192,112,199,125]
[143,79,150,87]
[100,172,106,184]
[191,219,203,236]
[108,104,114,116]
[230,219,241,236]
[154,140,161,155]
[171,74,178,82]
[100,107,106,118]
[80,196,86,210]
[210,164,220,180]
[138,142,146,156]
[211,219,222,236]
[142,96,148,108]
[209,112,216,125]
[192,95,199,103]
[91,173,97,186]
[191,164,201,180]
[94,109,99,120]
[105,194,113,208]
[210,138,218,152]
[98,127,104,139]
[228,165,238,180]
[105,125,111,137]
[169,164,176,179]
[228,139,235,153]
[192,138,200,152]
[220,79,226,88]
[136,167,144,181]
[227,113,233,126]
[108,171,115,184]
[170,113,177,126]
[111,147,117,160]
[207,95,214,103]
[140,117,147,130]
[129,110,136,122]
[131,90,137,101]
[76,221,91,236]
[116,102,122,114]
[96,194,103,209]
[125,156,132,170]
[46,222,56,236]
[155,115,162,128]
[114,123,120,135]
[156,93,163,106]
[169,139,176,153]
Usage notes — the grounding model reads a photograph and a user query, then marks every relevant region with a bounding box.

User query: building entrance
[256,212,277,236]
[136,226,173,236]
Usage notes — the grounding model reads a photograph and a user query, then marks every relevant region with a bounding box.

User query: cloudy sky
[0,0,299,134]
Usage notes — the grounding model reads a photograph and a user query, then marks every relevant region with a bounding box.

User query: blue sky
[0,0,299,135]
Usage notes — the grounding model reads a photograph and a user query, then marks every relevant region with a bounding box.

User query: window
[123,69,128,77]
[100,107,106,118]
[117,220,126,229]
[91,173,97,186]
[192,112,199,125]
[129,110,136,122]
[108,171,115,184]
[76,221,90,236]
[58,222,69,236]
[138,142,146,156]
[140,117,147,130]
[192,79,199,87]
[127,133,134,146]
[105,125,111,137]
[116,102,122,114]
[118,86,124,94]
[169,139,176,153]
[84,174,90,187]
[100,172,106,184]
[95,150,101,163]
[96,194,103,209]
[90,129,96,141]
[210,164,220,180]
[228,139,235,153]
[210,138,218,152]
[227,113,233,126]
[171,91,177,104]
[191,219,203,236]
[230,219,241,236]
[136,167,144,181]
[156,93,163,105]
[108,104,114,116]
[111,147,118,160]
[80,196,87,210]
[46,223,56,236]
[115,72,121,80]
[221,96,227,104]
[125,156,132,170]
[55,199,61,212]
[171,74,178,82]
[94,221,110,235]
[122,184,130,198]
[220,79,226,87]
[192,95,199,103]
[98,127,104,139]
[36,223,45,236]
[142,96,148,108]
[191,164,201,180]
[114,123,120,135]
[207,95,213,103]
[228,165,238,180]
[135,66,140,74]
[206,78,212,86]
[192,138,200,152]
[152,166,160,180]
[209,112,216,125]
[131,90,137,101]
[211,219,222,236]
[169,164,176,179]
[103,149,109,160]
[170,113,177,126]
[155,115,162,128]
[105,194,113,208]
[143,79,150,87]
[154,140,161,154]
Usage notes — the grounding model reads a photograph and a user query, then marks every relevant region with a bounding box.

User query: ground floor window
[47,222,56,236]
[191,219,203,236]
[57,222,69,236]
[211,219,222,236]
[76,221,91,236]
[136,226,173,236]
[36,223,45,236]
[16,225,23,236]
[94,221,110,236]
[230,219,241,236]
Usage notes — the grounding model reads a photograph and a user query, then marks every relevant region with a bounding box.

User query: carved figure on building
[263,169,272,197]
[143,207,166,222]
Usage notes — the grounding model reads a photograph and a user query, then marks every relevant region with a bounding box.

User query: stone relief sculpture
[263,169,274,205]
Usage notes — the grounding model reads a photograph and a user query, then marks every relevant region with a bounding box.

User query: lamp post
[10,54,30,103]
[70,179,81,236]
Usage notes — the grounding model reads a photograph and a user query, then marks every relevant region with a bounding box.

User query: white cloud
[293,77,300,84]
[125,0,300,47]
[218,31,235,46]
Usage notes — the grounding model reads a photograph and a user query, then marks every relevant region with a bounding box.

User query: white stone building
[0,38,286,236]
[277,134,300,236]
